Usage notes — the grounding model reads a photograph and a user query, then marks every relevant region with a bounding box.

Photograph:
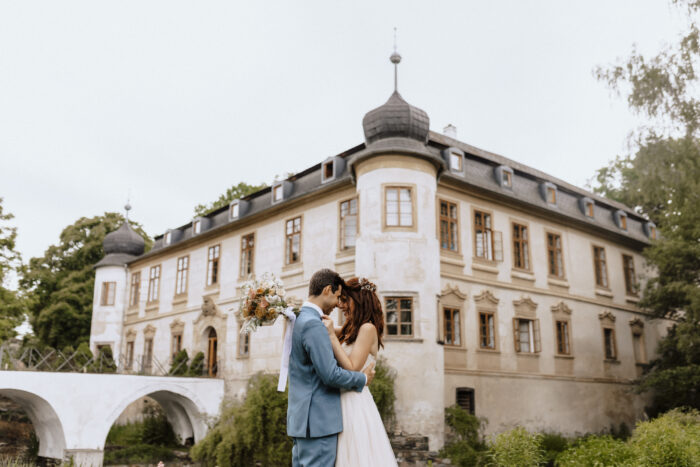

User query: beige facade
[90,87,666,450]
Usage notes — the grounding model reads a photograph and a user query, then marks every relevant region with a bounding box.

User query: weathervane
[390,27,401,92]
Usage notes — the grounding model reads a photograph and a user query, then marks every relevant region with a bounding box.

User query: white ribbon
[277,306,297,392]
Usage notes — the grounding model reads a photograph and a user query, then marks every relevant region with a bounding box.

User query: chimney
[443,124,457,139]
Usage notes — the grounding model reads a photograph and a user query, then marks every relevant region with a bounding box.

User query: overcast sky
[0,1,687,266]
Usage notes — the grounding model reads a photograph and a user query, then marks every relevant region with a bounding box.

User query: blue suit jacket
[287,306,366,438]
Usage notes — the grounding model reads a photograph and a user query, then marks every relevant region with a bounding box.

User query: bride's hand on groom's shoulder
[321,316,334,336]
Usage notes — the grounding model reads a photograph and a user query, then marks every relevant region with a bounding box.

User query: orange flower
[261,297,269,308]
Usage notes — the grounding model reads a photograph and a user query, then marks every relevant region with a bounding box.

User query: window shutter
[534,319,541,353]
[494,231,503,262]
[513,318,520,352]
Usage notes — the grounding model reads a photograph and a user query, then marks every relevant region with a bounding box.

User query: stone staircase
[390,432,452,467]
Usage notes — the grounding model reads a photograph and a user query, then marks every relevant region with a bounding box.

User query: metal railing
[0,343,220,378]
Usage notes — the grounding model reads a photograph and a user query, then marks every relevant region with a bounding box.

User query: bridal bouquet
[238,273,298,334]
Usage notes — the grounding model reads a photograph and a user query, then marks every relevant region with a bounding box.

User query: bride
[321,277,398,467]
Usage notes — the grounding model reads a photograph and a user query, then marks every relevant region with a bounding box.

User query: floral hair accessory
[360,278,377,293]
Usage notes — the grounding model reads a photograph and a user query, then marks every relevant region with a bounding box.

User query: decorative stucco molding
[629,318,644,334]
[513,296,538,317]
[474,290,499,305]
[125,328,137,340]
[170,319,185,334]
[551,302,572,315]
[598,310,616,325]
[194,296,228,325]
[143,324,157,338]
[440,284,467,301]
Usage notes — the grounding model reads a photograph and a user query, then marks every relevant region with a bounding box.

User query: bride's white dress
[336,343,398,467]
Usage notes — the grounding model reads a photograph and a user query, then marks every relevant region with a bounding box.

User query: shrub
[191,373,292,467]
[93,345,117,373]
[141,411,180,447]
[188,351,205,376]
[556,435,633,466]
[440,405,488,467]
[169,349,189,375]
[368,356,397,428]
[103,444,176,464]
[629,408,700,466]
[488,427,544,467]
[540,432,569,465]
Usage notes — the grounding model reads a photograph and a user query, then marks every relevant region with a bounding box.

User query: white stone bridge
[0,371,224,466]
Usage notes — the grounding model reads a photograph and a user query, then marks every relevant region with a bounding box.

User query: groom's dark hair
[308,268,345,297]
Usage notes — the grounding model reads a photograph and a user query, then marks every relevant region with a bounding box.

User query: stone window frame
[471,207,503,263]
[592,245,610,289]
[382,184,417,231]
[629,318,647,364]
[170,319,185,363]
[147,265,161,304]
[512,297,541,355]
[551,302,573,357]
[206,244,221,288]
[338,197,359,252]
[240,233,255,279]
[143,325,157,373]
[474,290,500,352]
[383,294,418,340]
[456,387,475,414]
[284,216,303,265]
[237,321,250,359]
[100,281,116,306]
[128,271,141,308]
[545,230,566,279]
[599,311,619,362]
[438,198,460,253]
[511,220,532,272]
[439,285,467,348]
[622,253,638,296]
[174,255,189,297]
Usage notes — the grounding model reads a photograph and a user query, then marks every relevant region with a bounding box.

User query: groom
[287,268,375,467]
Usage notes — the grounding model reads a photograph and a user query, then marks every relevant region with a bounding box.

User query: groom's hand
[362,361,376,386]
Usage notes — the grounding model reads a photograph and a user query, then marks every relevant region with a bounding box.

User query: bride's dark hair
[338,277,384,349]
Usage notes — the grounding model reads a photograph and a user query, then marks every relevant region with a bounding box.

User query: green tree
[0,198,26,342]
[193,182,267,217]
[592,0,700,413]
[19,213,151,349]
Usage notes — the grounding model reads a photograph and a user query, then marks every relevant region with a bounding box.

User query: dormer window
[322,160,335,183]
[273,184,284,203]
[495,166,514,189]
[503,171,512,188]
[164,231,172,245]
[541,182,557,206]
[644,221,657,240]
[650,225,657,239]
[614,210,628,231]
[230,201,240,220]
[192,219,202,235]
[580,197,594,218]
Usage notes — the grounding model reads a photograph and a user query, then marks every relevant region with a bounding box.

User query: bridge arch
[0,388,66,459]
[102,382,212,447]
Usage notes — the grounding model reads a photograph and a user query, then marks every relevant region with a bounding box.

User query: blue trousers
[292,434,338,467]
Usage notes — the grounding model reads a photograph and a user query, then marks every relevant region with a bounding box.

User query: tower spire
[390,27,401,92]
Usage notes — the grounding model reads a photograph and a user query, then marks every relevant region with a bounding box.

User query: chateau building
[90,58,666,449]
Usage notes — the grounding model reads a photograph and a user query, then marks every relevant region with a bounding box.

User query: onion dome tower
[96,204,145,268]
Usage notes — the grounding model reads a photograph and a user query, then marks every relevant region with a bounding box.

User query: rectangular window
[240,234,255,277]
[503,171,512,188]
[556,320,571,355]
[513,318,541,353]
[650,226,657,240]
[512,223,530,270]
[175,256,189,296]
[285,217,302,264]
[456,388,475,414]
[623,254,637,295]
[238,324,250,357]
[385,297,413,336]
[620,215,627,230]
[193,219,201,235]
[230,202,239,219]
[474,210,494,260]
[125,341,134,370]
[443,307,461,346]
[587,202,594,217]
[101,281,116,306]
[603,328,617,360]
[273,184,283,202]
[147,265,161,303]
[547,187,557,204]
[339,198,358,250]
[450,152,463,172]
[207,245,220,286]
[593,246,609,288]
[547,233,564,277]
[322,160,334,181]
[144,338,154,373]
[385,186,413,227]
[171,334,182,360]
[129,272,141,307]
[164,231,172,245]
[479,312,496,349]
[440,200,459,251]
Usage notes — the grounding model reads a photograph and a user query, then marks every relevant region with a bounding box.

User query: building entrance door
[207,328,218,377]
